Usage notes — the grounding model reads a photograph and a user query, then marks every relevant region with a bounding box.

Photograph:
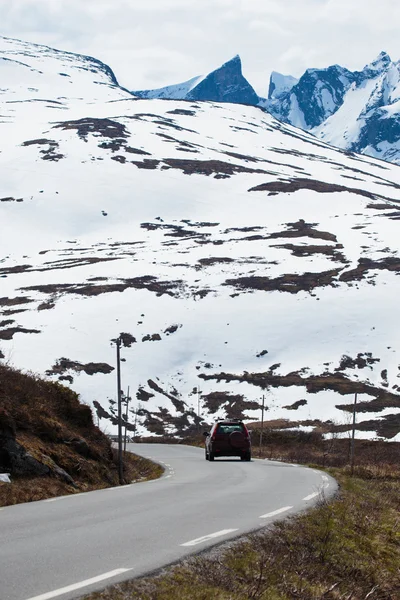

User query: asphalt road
[0,444,337,600]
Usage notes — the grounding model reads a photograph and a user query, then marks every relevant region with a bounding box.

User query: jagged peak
[219,54,242,70]
[364,51,392,72]
[268,71,298,100]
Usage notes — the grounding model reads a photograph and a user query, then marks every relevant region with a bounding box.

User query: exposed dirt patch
[54,118,128,142]
[166,109,196,116]
[125,146,151,155]
[136,387,154,402]
[223,151,262,163]
[119,333,136,347]
[249,177,383,201]
[142,333,162,342]
[46,358,114,378]
[0,264,32,275]
[283,399,308,410]
[180,220,220,228]
[0,327,40,340]
[37,301,56,311]
[22,138,64,161]
[272,243,348,263]
[0,297,34,307]
[335,353,380,371]
[164,324,181,335]
[202,391,261,420]
[131,159,160,170]
[146,380,186,413]
[161,158,268,177]
[269,219,337,243]
[366,203,394,210]
[339,257,400,282]
[141,221,211,242]
[224,268,342,294]
[0,320,14,328]
[21,275,185,299]
[197,257,234,267]
[224,226,264,234]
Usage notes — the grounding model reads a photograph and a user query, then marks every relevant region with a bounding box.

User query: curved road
[0,444,337,600]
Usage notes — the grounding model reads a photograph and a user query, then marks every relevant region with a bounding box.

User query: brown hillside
[0,364,161,505]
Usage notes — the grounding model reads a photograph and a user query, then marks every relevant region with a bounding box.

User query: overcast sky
[1,0,400,96]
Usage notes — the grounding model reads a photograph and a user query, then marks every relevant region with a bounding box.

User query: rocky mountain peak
[267,71,298,100]
[367,51,392,70]
[134,54,259,106]
[186,54,258,105]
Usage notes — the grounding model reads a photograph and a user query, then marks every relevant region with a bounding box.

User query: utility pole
[123,386,130,453]
[259,394,265,458]
[115,336,124,485]
[350,392,358,476]
[197,387,201,432]
[133,404,139,440]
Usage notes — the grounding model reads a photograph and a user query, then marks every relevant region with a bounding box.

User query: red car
[204,420,251,461]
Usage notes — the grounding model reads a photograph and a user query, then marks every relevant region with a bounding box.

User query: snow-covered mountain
[267,71,299,100]
[0,35,133,105]
[134,55,259,106]
[1,36,400,442]
[133,51,400,167]
[263,52,400,165]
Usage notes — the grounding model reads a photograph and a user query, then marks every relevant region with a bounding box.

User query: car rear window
[216,424,245,434]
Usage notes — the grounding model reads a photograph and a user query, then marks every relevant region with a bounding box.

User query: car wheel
[209,452,215,461]
[205,449,209,460]
[245,452,251,461]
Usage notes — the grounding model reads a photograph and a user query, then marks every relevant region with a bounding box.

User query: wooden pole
[124,386,130,453]
[259,394,265,457]
[116,337,124,485]
[350,392,358,476]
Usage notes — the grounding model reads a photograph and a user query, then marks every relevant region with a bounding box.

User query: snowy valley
[1,36,400,440]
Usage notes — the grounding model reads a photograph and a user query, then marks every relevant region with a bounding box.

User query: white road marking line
[44,498,65,503]
[322,475,329,481]
[259,506,292,519]
[23,568,132,600]
[303,491,319,501]
[44,494,86,502]
[181,529,238,547]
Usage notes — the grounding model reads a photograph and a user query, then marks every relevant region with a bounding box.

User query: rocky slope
[134,50,400,166]
[264,52,400,165]
[1,37,400,441]
[133,55,259,105]
[0,364,162,505]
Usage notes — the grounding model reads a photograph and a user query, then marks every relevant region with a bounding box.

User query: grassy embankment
[0,364,162,506]
[84,430,400,600]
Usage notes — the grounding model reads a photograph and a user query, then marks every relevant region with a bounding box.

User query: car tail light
[243,426,250,439]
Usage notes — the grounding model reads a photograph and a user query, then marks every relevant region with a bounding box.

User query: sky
[1,0,400,96]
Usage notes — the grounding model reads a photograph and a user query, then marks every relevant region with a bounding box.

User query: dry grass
[0,364,162,506]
